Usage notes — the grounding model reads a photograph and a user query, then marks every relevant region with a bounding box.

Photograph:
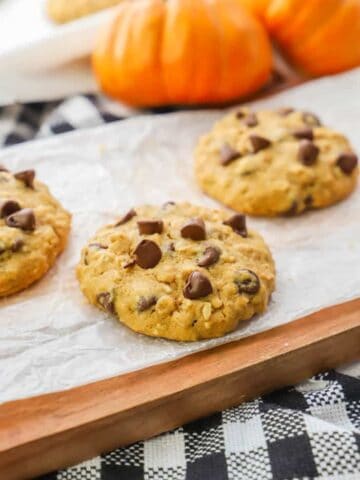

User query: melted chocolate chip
[298,140,319,166]
[97,292,115,314]
[134,240,162,269]
[137,219,163,235]
[336,153,358,175]
[197,246,221,267]
[249,135,271,153]
[243,113,258,127]
[0,199,21,218]
[11,239,24,252]
[6,208,35,231]
[220,143,241,166]
[235,269,260,295]
[236,110,245,119]
[181,218,206,241]
[277,107,294,116]
[115,209,136,226]
[223,214,247,237]
[183,271,213,299]
[293,128,313,141]
[137,296,157,312]
[14,170,35,189]
[302,111,321,126]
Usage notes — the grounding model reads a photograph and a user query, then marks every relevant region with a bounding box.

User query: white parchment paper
[0,69,360,404]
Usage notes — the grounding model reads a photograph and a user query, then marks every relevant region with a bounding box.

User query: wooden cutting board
[1,63,359,480]
[0,298,359,480]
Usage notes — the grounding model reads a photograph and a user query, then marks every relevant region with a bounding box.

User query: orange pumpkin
[92,0,273,107]
[238,0,270,20]
[266,0,360,75]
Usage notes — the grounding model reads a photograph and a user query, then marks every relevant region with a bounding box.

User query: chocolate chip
[97,292,115,314]
[0,245,5,255]
[302,111,321,126]
[6,208,35,231]
[220,143,241,166]
[11,239,24,252]
[223,214,247,237]
[277,107,294,116]
[283,201,298,216]
[183,271,213,299]
[89,243,108,249]
[137,296,157,312]
[298,140,319,166]
[0,199,21,218]
[197,246,221,267]
[137,219,163,235]
[181,218,206,241]
[249,135,271,153]
[243,113,258,127]
[134,240,162,269]
[115,208,136,226]
[0,165,8,172]
[336,153,358,175]
[14,170,35,189]
[235,269,260,295]
[293,128,313,141]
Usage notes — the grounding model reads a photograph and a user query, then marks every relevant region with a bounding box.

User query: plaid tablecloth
[1,97,359,480]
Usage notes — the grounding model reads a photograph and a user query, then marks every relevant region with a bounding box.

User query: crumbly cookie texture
[0,166,71,297]
[195,108,358,216]
[47,0,123,23]
[77,203,275,341]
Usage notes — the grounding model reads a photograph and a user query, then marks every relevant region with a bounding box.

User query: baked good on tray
[77,202,275,341]
[195,108,358,216]
[0,166,71,297]
[47,0,123,23]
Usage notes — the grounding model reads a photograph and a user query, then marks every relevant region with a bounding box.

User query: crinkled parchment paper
[0,69,359,404]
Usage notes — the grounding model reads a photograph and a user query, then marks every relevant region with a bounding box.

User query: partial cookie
[77,203,275,341]
[0,166,71,297]
[195,108,358,216]
[47,0,123,23]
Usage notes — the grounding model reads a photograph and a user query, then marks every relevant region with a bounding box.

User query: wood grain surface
[0,298,359,480]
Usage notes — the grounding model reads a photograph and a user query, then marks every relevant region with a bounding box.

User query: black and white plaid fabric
[1,96,359,480]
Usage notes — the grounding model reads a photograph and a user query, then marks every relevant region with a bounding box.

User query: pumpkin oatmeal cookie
[0,166,71,297]
[77,203,275,341]
[195,108,358,216]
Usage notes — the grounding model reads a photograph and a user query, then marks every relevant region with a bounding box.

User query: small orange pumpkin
[238,0,270,20]
[92,0,273,107]
[265,0,360,75]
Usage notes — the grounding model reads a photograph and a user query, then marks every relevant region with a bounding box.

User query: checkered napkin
[0,96,359,480]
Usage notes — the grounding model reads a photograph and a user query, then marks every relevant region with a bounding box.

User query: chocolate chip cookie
[195,108,358,216]
[0,166,71,297]
[47,0,123,23]
[77,203,275,341]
